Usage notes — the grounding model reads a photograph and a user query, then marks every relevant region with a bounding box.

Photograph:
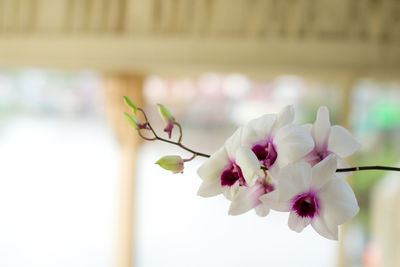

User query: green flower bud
[157,104,175,139]
[123,112,150,131]
[123,112,140,130]
[123,96,138,115]
[157,104,175,122]
[155,155,184,173]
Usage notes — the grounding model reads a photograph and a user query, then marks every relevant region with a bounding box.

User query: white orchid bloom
[197,128,262,200]
[241,105,314,177]
[228,173,275,217]
[303,106,361,170]
[260,155,359,240]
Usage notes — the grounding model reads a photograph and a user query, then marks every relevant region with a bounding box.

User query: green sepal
[157,104,174,122]
[123,112,139,130]
[123,96,138,115]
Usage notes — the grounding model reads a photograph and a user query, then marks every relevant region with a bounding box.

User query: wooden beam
[104,74,145,267]
[0,36,399,80]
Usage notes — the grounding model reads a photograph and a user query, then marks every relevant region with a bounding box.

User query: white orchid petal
[255,204,270,217]
[268,166,281,182]
[272,105,295,133]
[311,217,339,240]
[259,190,289,212]
[229,185,261,216]
[235,147,261,185]
[241,114,277,146]
[277,162,312,201]
[197,147,229,182]
[312,106,331,148]
[319,178,360,225]
[197,180,223,197]
[274,124,314,167]
[337,157,350,169]
[222,183,240,200]
[224,127,243,158]
[288,212,311,233]
[328,125,361,158]
[311,154,337,189]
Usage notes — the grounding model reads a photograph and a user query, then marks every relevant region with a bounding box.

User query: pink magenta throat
[251,140,277,168]
[291,192,319,218]
[220,162,246,187]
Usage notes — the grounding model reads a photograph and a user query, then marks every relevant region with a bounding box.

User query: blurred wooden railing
[0,0,400,77]
[0,0,399,78]
[0,0,399,41]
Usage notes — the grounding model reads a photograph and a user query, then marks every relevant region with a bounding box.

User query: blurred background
[0,1,399,267]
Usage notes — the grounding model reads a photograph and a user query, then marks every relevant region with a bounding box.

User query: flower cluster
[123,97,370,240]
[197,106,360,240]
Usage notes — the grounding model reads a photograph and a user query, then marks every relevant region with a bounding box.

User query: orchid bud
[123,112,149,130]
[155,155,184,173]
[123,96,138,115]
[157,104,175,139]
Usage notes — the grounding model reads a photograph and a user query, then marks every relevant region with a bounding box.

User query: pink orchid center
[253,179,275,206]
[305,148,331,166]
[251,141,277,168]
[291,192,319,218]
[220,162,246,187]
[259,179,275,194]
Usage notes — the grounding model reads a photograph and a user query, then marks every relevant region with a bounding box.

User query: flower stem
[174,122,183,143]
[335,166,400,172]
[261,164,400,173]
[134,107,400,173]
[183,154,197,162]
[137,107,210,158]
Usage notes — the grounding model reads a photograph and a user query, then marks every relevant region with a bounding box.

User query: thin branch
[133,107,400,173]
[155,135,210,158]
[183,154,197,162]
[138,131,157,141]
[137,107,210,158]
[336,166,400,172]
[262,165,400,173]
[138,108,158,138]
[174,122,183,143]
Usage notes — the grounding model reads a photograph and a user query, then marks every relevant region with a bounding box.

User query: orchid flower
[123,99,400,241]
[197,128,262,200]
[241,105,314,177]
[303,106,361,171]
[260,155,359,240]
[228,173,275,217]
